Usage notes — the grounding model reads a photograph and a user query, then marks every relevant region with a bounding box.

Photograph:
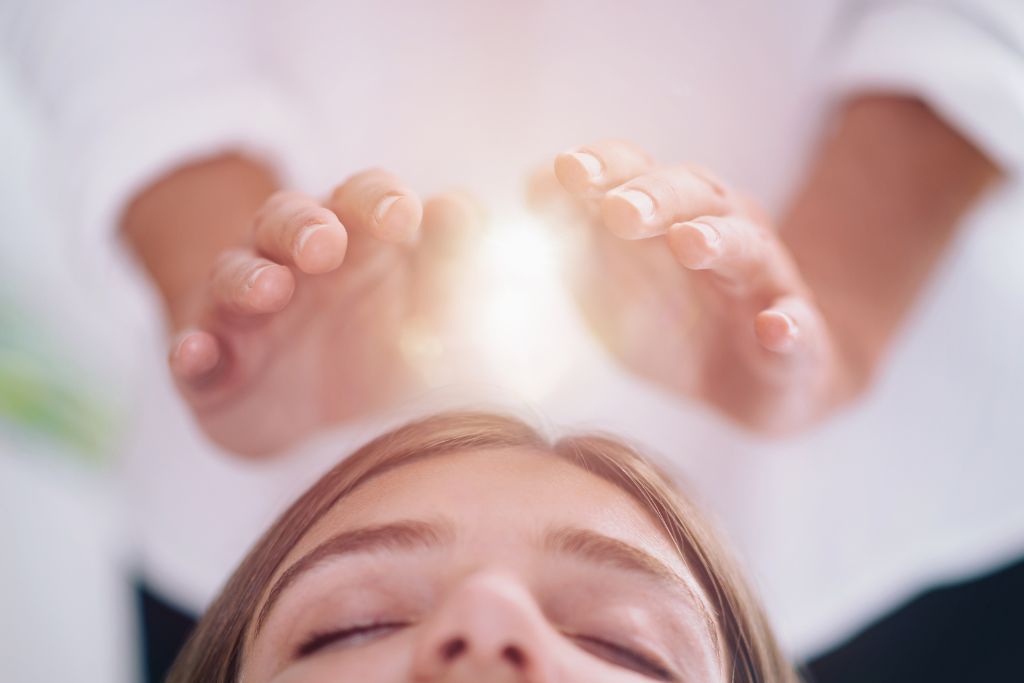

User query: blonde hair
[169,411,798,682]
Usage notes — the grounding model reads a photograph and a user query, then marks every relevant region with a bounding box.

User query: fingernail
[569,151,604,181]
[767,312,799,353]
[170,331,194,360]
[778,311,798,333]
[683,220,720,247]
[373,193,421,242]
[295,223,327,254]
[245,263,274,290]
[671,221,721,269]
[374,194,403,225]
[170,331,200,369]
[614,188,656,221]
[169,330,220,379]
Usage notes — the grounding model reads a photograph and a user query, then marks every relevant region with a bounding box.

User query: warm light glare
[465,213,578,400]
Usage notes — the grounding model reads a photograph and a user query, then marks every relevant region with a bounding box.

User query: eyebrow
[543,527,685,586]
[546,527,718,661]
[254,520,452,636]
[253,522,706,641]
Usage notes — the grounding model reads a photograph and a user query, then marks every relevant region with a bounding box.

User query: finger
[169,329,222,385]
[601,165,733,240]
[667,215,797,296]
[413,191,484,299]
[410,191,484,338]
[209,249,295,315]
[328,169,423,243]
[527,163,595,239]
[754,295,826,357]
[419,190,485,258]
[253,191,348,274]
[554,140,654,197]
[526,164,567,212]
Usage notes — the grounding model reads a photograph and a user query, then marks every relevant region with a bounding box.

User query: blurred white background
[3,14,1024,681]
[0,61,137,683]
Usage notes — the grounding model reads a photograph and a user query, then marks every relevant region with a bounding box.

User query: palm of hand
[195,249,410,455]
[171,172,474,456]
[574,210,805,429]
[171,147,846,455]
[543,140,845,433]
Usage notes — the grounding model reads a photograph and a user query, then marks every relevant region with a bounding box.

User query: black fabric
[136,582,198,683]
[805,555,1024,683]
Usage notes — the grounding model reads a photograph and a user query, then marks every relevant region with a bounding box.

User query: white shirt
[3,0,1023,657]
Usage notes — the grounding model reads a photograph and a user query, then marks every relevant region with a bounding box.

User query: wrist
[120,154,279,329]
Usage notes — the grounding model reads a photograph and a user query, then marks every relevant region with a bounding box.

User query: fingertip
[669,220,722,269]
[449,190,488,228]
[170,330,220,380]
[374,193,422,243]
[423,191,484,231]
[554,150,604,195]
[600,188,658,240]
[755,309,799,354]
[526,165,570,215]
[294,223,348,274]
[420,192,485,260]
[245,263,295,312]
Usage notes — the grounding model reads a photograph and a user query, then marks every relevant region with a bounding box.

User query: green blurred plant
[0,302,118,464]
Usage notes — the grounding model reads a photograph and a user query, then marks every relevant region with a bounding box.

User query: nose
[411,572,557,683]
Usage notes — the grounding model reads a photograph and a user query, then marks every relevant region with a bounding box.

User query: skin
[123,160,479,455]
[541,96,999,433]
[240,449,723,683]
[122,96,1000,453]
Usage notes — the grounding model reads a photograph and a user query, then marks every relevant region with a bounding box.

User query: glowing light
[465,213,578,400]
[476,213,563,281]
[398,210,583,400]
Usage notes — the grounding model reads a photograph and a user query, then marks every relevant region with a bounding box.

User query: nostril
[501,644,528,669]
[440,637,467,661]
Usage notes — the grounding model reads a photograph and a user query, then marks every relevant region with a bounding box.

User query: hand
[536,140,858,434]
[167,169,478,455]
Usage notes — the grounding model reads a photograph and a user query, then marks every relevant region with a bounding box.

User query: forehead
[283,448,687,575]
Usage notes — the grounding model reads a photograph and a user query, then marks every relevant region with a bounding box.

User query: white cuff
[829,1,1024,174]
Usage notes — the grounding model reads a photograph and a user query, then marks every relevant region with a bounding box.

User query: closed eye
[571,634,679,682]
[294,621,408,659]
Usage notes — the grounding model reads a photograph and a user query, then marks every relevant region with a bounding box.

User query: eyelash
[294,623,676,681]
[570,634,678,682]
[294,621,408,658]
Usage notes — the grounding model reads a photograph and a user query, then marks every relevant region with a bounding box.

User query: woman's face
[242,449,722,682]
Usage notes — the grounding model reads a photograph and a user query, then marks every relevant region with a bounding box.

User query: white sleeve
[1,0,319,292]
[828,0,1024,174]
